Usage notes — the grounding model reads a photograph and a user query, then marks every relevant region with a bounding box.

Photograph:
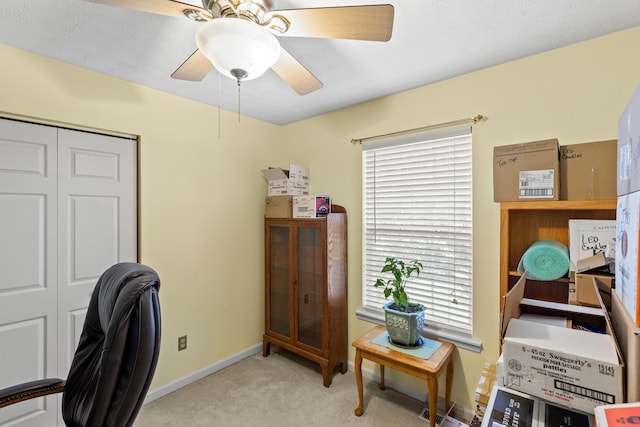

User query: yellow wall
[1,24,639,412]
[0,43,284,386]
[280,25,640,409]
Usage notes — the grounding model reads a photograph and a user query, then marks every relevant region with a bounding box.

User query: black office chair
[0,262,161,427]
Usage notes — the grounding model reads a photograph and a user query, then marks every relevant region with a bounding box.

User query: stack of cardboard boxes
[474,363,497,421]
[492,138,617,203]
[486,87,640,424]
[499,274,622,415]
[479,384,596,427]
[262,164,332,218]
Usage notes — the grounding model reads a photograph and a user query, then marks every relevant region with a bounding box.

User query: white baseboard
[143,343,262,404]
[143,344,473,422]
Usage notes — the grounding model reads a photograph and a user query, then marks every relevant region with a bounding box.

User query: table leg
[427,375,438,427]
[445,360,454,412]
[379,364,385,390]
[354,350,364,416]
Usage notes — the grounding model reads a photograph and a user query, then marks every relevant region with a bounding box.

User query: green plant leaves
[373,257,423,309]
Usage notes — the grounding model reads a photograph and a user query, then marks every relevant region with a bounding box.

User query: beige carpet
[134,348,431,426]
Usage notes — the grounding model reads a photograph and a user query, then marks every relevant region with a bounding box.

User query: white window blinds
[360,127,474,341]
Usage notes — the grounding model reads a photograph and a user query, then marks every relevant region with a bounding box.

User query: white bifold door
[0,118,137,426]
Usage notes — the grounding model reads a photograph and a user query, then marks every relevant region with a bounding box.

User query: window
[357,127,481,352]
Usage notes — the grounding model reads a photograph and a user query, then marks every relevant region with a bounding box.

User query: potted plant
[374,257,425,347]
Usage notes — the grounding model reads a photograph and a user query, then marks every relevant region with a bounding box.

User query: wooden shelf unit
[499,200,617,303]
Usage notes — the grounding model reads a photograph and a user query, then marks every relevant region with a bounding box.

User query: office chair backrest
[62,262,161,427]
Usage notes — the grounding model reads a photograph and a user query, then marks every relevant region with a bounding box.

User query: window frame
[356,126,482,353]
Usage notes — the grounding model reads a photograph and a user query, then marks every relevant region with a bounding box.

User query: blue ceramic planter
[383,301,425,346]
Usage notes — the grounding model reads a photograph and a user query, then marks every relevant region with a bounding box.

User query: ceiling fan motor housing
[203,0,271,22]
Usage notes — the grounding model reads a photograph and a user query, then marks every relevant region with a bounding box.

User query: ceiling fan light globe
[196,18,281,81]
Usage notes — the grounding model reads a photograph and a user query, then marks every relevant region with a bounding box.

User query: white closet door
[0,119,137,427]
[56,128,137,378]
[0,118,59,426]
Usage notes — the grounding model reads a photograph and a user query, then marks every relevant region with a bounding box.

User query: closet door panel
[57,128,137,376]
[0,118,59,427]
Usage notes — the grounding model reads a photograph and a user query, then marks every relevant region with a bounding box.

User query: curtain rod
[350,114,486,145]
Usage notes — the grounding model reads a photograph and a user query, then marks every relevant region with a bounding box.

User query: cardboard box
[573,254,614,308]
[480,384,595,427]
[610,289,640,402]
[560,140,617,201]
[594,402,640,426]
[615,191,640,326]
[265,195,292,218]
[496,353,505,386]
[568,219,616,276]
[500,274,624,413]
[292,195,331,218]
[574,274,613,308]
[475,363,497,420]
[261,164,309,196]
[493,139,560,202]
[618,85,640,196]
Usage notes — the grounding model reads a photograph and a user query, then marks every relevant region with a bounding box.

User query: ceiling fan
[88,0,394,95]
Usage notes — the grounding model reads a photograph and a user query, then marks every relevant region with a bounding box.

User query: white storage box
[618,84,640,196]
[292,195,330,218]
[616,190,640,326]
[261,164,309,196]
[500,274,624,414]
[568,219,616,276]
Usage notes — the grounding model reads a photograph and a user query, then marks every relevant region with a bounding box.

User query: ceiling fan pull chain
[230,68,247,122]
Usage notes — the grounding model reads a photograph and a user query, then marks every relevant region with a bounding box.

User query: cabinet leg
[322,366,333,387]
[262,338,270,357]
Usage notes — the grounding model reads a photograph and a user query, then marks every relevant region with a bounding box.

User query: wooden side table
[352,325,455,427]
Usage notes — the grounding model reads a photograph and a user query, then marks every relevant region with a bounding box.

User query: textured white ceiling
[1,0,640,125]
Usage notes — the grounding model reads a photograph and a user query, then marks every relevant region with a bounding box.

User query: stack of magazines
[480,385,594,427]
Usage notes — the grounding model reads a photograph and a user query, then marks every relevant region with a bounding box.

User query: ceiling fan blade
[272,5,394,41]
[271,49,323,96]
[171,50,213,81]
[88,0,213,20]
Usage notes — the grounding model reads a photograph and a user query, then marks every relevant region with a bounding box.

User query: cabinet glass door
[269,225,290,337]
[296,225,323,349]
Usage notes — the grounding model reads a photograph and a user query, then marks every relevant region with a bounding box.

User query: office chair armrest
[0,378,65,409]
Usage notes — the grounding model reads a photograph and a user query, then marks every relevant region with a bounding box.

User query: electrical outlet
[178,335,187,351]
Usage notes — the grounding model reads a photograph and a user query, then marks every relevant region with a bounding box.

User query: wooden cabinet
[262,213,348,387]
[500,200,616,303]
